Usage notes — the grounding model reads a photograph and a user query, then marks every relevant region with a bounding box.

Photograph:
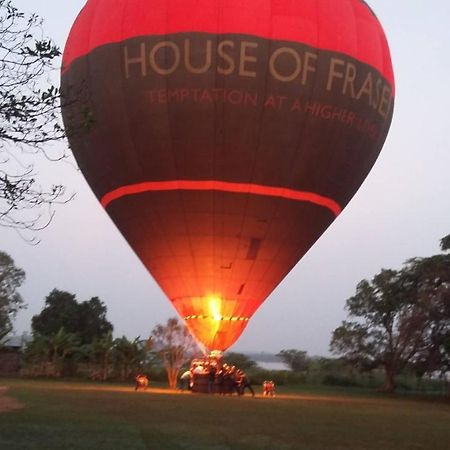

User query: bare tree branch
[0,0,71,237]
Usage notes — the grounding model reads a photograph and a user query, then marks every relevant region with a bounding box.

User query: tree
[0,250,25,341]
[31,289,113,345]
[440,234,450,252]
[22,333,50,376]
[0,0,68,235]
[112,336,149,381]
[83,331,114,381]
[31,289,77,336]
[224,352,258,371]
[331,250,450,392]
[277,349,309,372]
[46,327,80,377]
[23,328,80,377]
[75,297,113,344]
[151,317,198,389]
[331,235,450,393]
[330,265,446,392]
[404,254,450,384]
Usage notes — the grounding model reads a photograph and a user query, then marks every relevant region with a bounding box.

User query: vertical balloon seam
[121,0,191,302]
[251,0,318,308]
[209,9,221,301]
[231,8,274,312]
[283,0,321,203]
[339,0,368,184]
[155,3,198,304]
[162,2,194,303]
[254,0,324,303]
[219,29,247,315]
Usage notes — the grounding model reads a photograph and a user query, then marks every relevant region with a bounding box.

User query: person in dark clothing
[208,365,216,394]
[238,370,255,397]
[215,368,224,394]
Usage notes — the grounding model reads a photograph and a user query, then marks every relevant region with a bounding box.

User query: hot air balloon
[61,0,394,352]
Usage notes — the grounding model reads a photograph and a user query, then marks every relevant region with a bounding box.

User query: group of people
[262,380,276,396]
[135,352,275,397]
[179,361,255,396]
[215,363,255,396]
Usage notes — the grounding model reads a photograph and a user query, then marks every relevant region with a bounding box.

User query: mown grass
[0,379,449,450]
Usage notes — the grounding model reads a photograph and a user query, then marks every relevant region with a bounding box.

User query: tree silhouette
[0,0,69,239]
[152,318,198,389]
[0,250,25,341]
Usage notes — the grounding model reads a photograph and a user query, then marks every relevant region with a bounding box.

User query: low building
[0,336,28,377]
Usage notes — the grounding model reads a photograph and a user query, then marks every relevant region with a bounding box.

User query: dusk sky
[2,0,449,356]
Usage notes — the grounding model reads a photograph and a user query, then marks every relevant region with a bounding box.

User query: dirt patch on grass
[0,386,23,413]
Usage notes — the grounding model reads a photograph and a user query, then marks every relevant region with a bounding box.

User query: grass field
[0,379,449,450]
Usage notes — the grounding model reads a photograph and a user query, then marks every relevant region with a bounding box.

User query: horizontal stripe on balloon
[63,0,394,87]
[100,180,342,217]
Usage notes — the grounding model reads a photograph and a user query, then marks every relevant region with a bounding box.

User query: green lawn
[1,379,449,450]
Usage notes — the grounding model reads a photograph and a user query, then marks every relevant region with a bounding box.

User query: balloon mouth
[174,295,251,322]
[173,295,251,351]
[184,315,250,323]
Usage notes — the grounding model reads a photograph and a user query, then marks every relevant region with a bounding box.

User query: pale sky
[2,0,450,356]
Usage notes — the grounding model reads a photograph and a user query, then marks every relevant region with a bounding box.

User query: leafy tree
[331,255,450,392]
[327,234,450,393]
[31,289,77,336]
[75,297,113,344]
[112,336,148,381]
[31,289,113,345]
[23,328,80,377]
[440,234,450,252]
[0,250,25,340]
[83,331,114,381]
[224,352,258,371]
[22,333,50,376]
[46,327,80,377]
[308,356,350,377]
[0,0,68,235]
[151,317,198,389]
[277,349,309,372]
[330,263,448,392]
[404,254,450,382]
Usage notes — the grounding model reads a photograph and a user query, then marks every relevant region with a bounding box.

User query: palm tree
[23,334,51,376]
[47,327,80,377]
[84,331,114,381]
[112,336,148,381]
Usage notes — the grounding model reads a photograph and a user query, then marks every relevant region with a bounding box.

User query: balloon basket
[190,351,237,394]
[191,373,237,394]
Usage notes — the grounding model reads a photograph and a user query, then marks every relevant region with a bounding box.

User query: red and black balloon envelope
[62,0,394,351]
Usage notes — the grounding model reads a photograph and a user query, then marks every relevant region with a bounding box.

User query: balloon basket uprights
[189,350,225,394]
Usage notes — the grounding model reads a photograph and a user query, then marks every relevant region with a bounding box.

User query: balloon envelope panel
[62,0,394,351]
